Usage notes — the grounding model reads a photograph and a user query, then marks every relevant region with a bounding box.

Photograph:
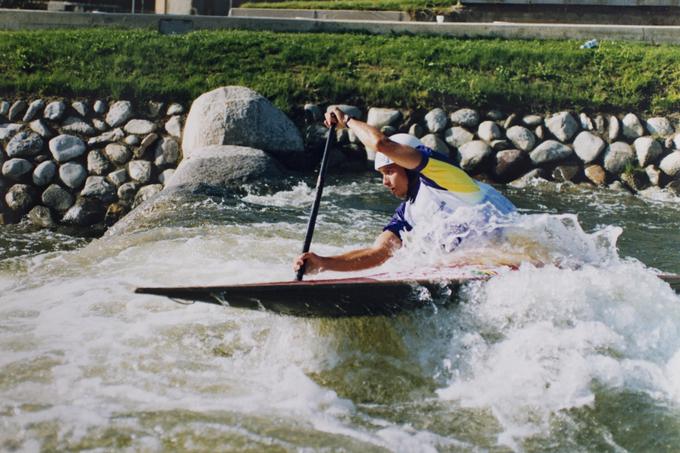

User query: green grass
[239,0,459,13]
[1,28,680,116]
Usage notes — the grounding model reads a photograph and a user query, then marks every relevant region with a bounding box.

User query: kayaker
[293,106,516,275]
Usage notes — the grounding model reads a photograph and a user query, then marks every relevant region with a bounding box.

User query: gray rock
[28,205,55,228]
[608,180,631,193]
[458,140,492,171]
[672,133,680,150]
[59,162,87,189]
[153,137,181,167]
[128,160,152,184]
[49,134,86,163]
[61,116,96,136]
[381,125,397,136]
[608,115,620,142]
[634,136,662,167]
[124,135,140,146]
[487,110,504,121]
[529,140,573,165]
[645,165,661,186]
[659,151,680,177]
[594,115,606,135]
[133,184,163,208]
[81,176,116,202]
[88,128,125,146]
[117,182,139,204]
[444,126,474,149]
[449,109,479,128]
[104,143,131,165]
[494,148,527,181]
[71,101,88,117]
[503,113,518,130]
[93,100,107,115]
[87,150,112,176]
[107,168,128,187]
[41,184,74,212]
[183,87,304,161]
[420,134,450,155]
[666,180,680,196]
[0,100,9,117]
[584,164,606,186]
[159,168,175,185]
[124,119,156,135]
[477,121,503,143]
[44,101,67,121]
[326,104,362,120]
[490,139,511,151]
[165,145,285,192]
[573,131,605,164]
[579,113,595,131]
[7,131,43,157]
[603,142,635,175]
[645,117,674,137]
[2,158,33,180]
[552,164,579,182]
[165,115,182,138]
[8,100,27,121]
[522,114,543,127]
[166,103,184,116]
[30,119,53,138]
[5,184,34,212]
[367,108,402,130]
[545,111,579,143]
[32,161,56,186]
[509,169,546,188]
[106,101,133,127]
[303,103,322,122]
[621,113,645,139]
[93,119,107,131]
[135,133,159,158]
[408,123,423,138]
[424,108,448,133]
[62,197,106,226]
[23,99,45,122]
[147,101,164,118]
[505,125,535,152]
[0,123,22,140]
[620,170,650,192]
[534,125,545,140]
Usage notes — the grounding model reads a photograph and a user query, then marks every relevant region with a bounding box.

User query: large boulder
[182,86,304,162]
[458,140,492,171]
[529,140,573,165]
[573,131,605,164]
[603,142,635,175]
[545,111,579,143]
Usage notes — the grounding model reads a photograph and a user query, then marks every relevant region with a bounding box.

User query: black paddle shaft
[296,124,336,281]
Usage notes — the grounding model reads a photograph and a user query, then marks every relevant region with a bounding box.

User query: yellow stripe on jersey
[421,158,483,198]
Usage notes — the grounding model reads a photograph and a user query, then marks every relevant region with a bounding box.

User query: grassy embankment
[1,28,680,116]
[239,0,458,13]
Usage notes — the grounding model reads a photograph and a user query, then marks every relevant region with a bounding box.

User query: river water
[1,174,680,452]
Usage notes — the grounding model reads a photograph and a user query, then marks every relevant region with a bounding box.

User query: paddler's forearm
[346,118,422,170]
[320,247,392,272]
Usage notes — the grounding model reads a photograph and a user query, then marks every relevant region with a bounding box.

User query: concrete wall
[462,0,680,5]
[230,8,410,22]
[1,9,679,44]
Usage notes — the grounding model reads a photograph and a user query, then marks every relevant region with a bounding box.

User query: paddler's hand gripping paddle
[296,122,336,281]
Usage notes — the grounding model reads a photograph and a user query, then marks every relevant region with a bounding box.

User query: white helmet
[374,133,424,171]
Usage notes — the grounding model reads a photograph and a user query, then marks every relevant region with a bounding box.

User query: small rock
[621,113,645,139]
[104,203,127,226]
[59,162,87,189]
[584,164,606,186]
[44,101,67,121]
[125,135,140,146]
[128,160,152,184]
[645,165,661,186]
[545,111,579,143]
[494,149,527,181]
[529,140,573,165]
[608,115,620,142]
[117,182,139,204]
[32,161,57,186]
[424,108,448,133]
[367,108,402,130]
[104,143,131,166]
[81,176,116,202]
[458,140,492,171]
[107,168,128,187]
[573,131,605,164]
[30,119,53,138]
[490,139,511,151]
[444,126,474,149]
[147,101,164,118]
[381,125,397,136]
[0,100,9,117]
[166,103,184,116]
[477,121,503,143]
[0,123,22,140]
[154,137,181,167]
[159,168,175,185]
[449,109,479,128]
[61,116,96,136]
[106,101,133,127]
[552,165,579,182]
[165,115,182,138]
[503,113,518,130]
[534,125,545,140]
[8,100,28,121]
[505,125,535,152]
[608,180,631,193]
[326,104,362,120]
[659,151,680,177]
[509,169,545,188]
[87,150,112,176]
[420,134,450,155]
[133,184,163,208]
[93,100,107,115]
[666,180,680,196]
[124,119,156,135]
[7,131,43,158]
[633,136,662,167]
[620,170,650,192]
[522,114,543,127]
[41,184,74,212]
[603,142,635,175]
[304,103,322,122]
[2,158,33,180]
[486,110,504,121]
[88,128,125,146]
[408,123,423,138]
[93,119,107,131]
[135,133,159,158]
[28,205,55,228]
[594,115,606,135]
[645,117,674,137]
[5,184,34,212]
[49,134,86,163]
[71,101,88,117]
[62,197,106,226]
[579,113,595,131]
[23,99,45,122]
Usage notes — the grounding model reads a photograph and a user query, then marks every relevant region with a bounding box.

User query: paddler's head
[374,133,422,200]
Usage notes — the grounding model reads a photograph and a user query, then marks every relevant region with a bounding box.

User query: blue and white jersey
[384,146,516,248]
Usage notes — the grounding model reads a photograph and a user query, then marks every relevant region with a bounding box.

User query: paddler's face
[379,164,409,199]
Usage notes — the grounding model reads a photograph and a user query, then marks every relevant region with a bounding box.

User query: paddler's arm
[325,107,423,170]
[293,230,402,275]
